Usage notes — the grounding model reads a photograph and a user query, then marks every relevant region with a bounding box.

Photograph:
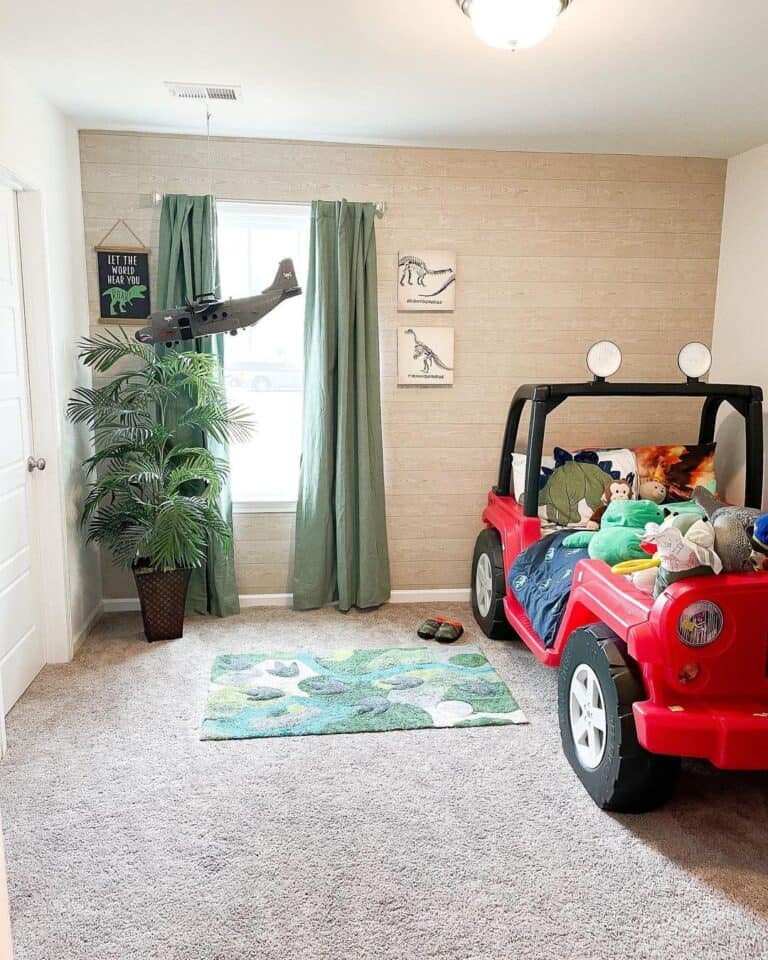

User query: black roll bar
[497,381,764,516]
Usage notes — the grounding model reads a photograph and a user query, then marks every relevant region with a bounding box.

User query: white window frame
[217,200,309,514]
[232,499,298,515]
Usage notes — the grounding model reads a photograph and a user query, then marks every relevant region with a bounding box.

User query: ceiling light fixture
[456,0,572,51]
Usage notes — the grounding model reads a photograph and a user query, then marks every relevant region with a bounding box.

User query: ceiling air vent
[165,82,242,102]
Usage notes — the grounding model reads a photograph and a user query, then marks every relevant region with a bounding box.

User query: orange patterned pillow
[634,443,716,503]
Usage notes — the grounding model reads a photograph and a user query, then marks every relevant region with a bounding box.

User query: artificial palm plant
[68,329,252,640]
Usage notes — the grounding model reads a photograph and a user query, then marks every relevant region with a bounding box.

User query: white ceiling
[2,0,768,157]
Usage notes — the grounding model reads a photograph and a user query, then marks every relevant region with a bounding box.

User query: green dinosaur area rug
[200,646,527,740]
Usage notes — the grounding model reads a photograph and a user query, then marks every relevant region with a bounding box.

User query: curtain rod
[149,192,386,217]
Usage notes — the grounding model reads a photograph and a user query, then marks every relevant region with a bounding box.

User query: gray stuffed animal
[692,486,760,573]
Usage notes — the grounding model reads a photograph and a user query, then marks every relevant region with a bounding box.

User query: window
[217,201,310,508]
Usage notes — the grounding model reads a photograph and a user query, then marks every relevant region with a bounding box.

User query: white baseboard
[71,602,104,655]
[101,596,294,613]
[102,598,141,613]
[101,588,470,613]
[239,593,293,607]
[390,588,470,603]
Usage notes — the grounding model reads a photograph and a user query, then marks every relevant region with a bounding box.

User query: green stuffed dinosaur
[563,499,666,567]
[535,461,610,526]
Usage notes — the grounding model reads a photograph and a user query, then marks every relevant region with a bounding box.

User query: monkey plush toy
[586,477,633,530]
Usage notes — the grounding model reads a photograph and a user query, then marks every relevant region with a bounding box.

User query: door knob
[27,457,46,472]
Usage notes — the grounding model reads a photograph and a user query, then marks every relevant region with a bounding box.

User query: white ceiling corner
[2,0,767,157]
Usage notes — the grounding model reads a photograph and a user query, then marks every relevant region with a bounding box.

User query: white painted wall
[0,59,101,656]
[710,142,768,507]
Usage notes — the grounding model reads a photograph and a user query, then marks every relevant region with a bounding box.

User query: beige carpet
[1,603,768,960]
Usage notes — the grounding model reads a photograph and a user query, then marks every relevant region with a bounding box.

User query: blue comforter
[508,530,590,648]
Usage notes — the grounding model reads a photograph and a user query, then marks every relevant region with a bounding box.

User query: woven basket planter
[133,566,192,642]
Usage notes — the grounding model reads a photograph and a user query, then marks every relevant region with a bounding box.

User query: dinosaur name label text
[97,248,151,322]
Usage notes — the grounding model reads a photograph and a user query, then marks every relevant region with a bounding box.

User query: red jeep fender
[547,559,655,665]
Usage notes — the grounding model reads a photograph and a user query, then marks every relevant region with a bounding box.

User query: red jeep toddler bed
[470,373,766,811]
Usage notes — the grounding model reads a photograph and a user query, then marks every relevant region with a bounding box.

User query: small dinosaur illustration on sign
[102,284,148,316]
[398,255,456,298]
[405,328,453,374]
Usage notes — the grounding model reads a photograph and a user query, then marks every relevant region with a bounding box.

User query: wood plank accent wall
[79,131,726,599]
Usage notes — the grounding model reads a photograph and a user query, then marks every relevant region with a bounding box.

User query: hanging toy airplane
[135,259,301,345]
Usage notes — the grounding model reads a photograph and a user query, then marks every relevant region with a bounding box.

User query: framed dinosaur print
[397,326,454,385]
[95,219,151,324]
[397,250,456,312]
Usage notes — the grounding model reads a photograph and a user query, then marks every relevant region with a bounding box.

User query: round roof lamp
[586,340,622,382]
[678,342,712,382]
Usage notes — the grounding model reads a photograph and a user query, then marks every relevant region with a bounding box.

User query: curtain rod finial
[374,201,386,218]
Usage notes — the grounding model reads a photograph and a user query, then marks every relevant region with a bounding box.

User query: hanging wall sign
[397,250,456,312]
[95,219,151,323]
[397,326,454,385]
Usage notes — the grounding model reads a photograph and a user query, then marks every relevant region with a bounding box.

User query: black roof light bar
[497,380,764,516]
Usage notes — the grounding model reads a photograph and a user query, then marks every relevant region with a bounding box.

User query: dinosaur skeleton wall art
[397,326,455,386]
[397,250,456,312]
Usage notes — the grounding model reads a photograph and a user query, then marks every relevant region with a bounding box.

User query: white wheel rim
[569,664,608,770]
[475,553,494,618]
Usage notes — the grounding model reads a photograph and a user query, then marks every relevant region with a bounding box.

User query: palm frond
[90,422,172,451]
[145,495,209,571]
[197,500,233,545]
[67,379,133,425]
[165,464,222,499]
[76,328,155,373]
[180,402,254,443]
[82,443,144,476]
[85,503,152,566]
[81,473,145,523]
[165,447,230,478]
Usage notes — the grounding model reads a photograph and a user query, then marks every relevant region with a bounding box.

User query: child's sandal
[417,617,445,640]
[434,621,464,644]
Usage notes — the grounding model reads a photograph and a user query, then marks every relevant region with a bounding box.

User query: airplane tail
[264,258,301,297]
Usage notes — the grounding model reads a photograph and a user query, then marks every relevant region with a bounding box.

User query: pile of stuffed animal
[562,480,768,597]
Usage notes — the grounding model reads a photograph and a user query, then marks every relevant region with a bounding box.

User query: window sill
[233,500,297,514]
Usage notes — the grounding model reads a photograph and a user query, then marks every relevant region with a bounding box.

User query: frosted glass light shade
[678,342,712,380]
[586,340,622,380]
[468,0,564,51]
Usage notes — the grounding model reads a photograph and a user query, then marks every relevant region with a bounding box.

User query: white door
[0,186,45,729]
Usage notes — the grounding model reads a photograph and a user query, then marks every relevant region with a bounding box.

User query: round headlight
[678,601,723,647]
[677,341,712,381]
[586,340,622,380]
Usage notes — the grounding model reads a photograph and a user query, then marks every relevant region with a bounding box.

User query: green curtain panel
[156,194,240,617]
[293,200,391,612]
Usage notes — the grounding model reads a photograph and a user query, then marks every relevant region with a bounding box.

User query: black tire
[558,624,680,812]
[471,528,513,640]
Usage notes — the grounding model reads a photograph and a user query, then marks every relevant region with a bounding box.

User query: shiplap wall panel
[79,131,725,598]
